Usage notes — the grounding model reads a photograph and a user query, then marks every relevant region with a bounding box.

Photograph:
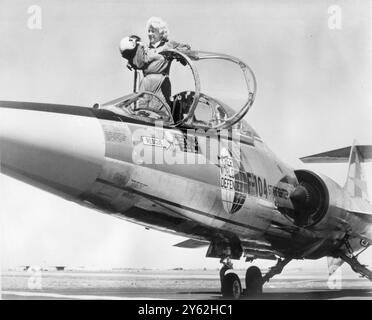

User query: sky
[1,0,372,274]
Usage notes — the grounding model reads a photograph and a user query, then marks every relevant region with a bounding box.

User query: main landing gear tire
[221,273,242,299]
[245,266,263,297]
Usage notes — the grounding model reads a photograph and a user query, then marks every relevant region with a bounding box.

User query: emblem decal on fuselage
[142,136,170,149]
[219,148,247,214]
[141,133,198,153]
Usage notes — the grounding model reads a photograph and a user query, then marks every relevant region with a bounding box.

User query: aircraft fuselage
[0,101,370,261]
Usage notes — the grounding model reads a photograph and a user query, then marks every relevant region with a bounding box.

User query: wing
[174,238,279,261]
[300,145,372,163]
[174,239,209,248]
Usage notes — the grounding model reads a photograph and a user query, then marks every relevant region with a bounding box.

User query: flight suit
[146,40,191,101]
[130,40,191,115]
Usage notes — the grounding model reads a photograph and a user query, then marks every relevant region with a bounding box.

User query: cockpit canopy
[98,50,257,130]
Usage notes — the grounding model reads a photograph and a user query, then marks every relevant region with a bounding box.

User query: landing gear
[245,266,263,296]
[339,252,372,280]
[220,257,242,299]
[262,257,292,284]
[219,257,233,286]
[336,243,372,281]
[243,258,291,297]
[219,257,292,298]
[221,273,242,299]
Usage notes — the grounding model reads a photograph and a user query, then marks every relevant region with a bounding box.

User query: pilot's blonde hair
[146,16,169,40]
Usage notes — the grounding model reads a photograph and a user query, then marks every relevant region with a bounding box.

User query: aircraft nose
[0,102,106,198]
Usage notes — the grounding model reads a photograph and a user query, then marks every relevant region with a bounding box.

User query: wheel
[245,266,263,296]
[221,273,242,299]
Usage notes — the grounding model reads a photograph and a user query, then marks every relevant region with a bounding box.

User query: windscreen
[169,56,249,115]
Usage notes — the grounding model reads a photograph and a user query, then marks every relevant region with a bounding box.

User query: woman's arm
[167,40,191,51]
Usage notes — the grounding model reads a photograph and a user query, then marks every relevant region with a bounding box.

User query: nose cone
[0,102,106,198]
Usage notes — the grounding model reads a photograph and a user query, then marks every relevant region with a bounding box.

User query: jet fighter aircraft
[1,49,371,299]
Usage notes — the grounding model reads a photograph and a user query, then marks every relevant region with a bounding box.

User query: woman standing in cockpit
[119,17,190,115]
[143,17,191,109]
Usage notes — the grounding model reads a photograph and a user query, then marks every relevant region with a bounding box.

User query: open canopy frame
[100,49,257,130]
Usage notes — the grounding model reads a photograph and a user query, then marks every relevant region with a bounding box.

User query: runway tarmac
[2,269,372,300]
